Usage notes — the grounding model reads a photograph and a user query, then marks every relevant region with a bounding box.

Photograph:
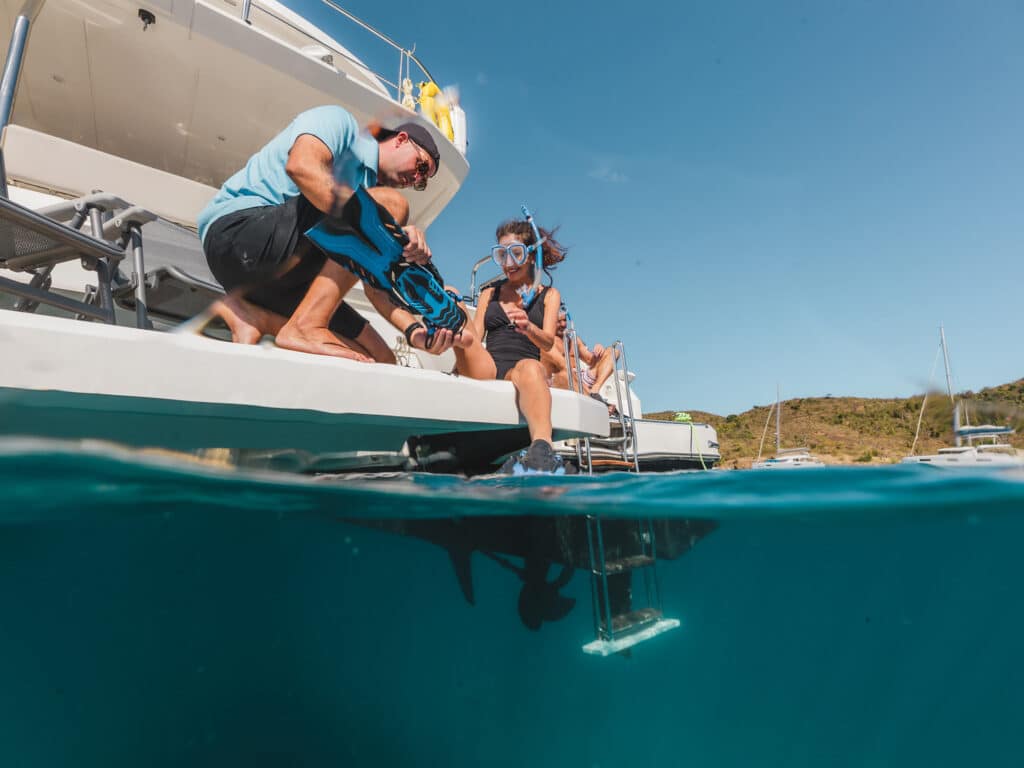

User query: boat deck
[0,309,609,458]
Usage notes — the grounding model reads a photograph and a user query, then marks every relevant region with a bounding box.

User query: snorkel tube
[518,204,546,309]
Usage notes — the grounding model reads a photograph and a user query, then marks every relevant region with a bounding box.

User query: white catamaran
[0,0,718,475]
[0,0,726,659]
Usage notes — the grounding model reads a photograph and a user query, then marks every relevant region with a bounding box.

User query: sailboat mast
[939,324,960,447]
[776,383,781,453]
[939,324,954,404]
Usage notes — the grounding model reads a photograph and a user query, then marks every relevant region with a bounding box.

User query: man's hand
[505,307,532,335]
[402,225,432,265]
[410,326,456,355]
[591,343,605,360]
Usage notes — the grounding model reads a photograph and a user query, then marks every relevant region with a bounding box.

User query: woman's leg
[444,290,497,380]
[506,359,553,443]
[453,324,497,380]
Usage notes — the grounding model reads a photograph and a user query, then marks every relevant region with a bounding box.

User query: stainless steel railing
[0,0,46,198]
[241,0,439,105]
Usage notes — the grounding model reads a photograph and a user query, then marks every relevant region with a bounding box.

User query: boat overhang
[0,0,468,228]
[0,309,610,454]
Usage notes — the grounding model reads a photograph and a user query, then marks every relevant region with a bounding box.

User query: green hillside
[646,379,1024,468]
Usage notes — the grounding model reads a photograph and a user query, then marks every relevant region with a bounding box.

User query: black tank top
[483,281,550,366]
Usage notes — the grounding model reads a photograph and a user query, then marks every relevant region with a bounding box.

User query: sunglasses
[411,143,433,192]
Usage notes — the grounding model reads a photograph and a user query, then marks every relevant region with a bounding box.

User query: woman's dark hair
[495,219,568,269]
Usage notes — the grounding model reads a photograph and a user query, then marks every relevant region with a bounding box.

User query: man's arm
[285,134,353,216]
[286,134,431,264]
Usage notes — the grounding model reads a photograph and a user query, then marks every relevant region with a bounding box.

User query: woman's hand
[505,307,532,334]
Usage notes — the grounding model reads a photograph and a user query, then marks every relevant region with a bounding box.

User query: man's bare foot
[212,294,278,344]
[275,322,373,362]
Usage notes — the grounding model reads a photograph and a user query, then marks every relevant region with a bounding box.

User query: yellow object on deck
[418,81,454,142]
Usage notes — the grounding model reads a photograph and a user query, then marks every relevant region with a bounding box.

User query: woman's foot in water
[500,439,577,475]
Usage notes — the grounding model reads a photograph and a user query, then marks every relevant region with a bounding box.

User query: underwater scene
[3,440,1024,767]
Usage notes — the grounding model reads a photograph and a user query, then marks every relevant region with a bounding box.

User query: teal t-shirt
[197,105,379,245]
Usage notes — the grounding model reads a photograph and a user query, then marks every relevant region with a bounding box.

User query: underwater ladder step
[583,516,680,657]
[582,609,681,657]
[598,554,655,574]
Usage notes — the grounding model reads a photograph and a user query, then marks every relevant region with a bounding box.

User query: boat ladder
[563,318,640,473]
[582,515,679,656]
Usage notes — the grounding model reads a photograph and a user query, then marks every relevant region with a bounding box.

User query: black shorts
[203,195,367,339]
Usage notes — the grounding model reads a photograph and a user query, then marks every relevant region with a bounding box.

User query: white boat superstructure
[0,0,471,323]
[902,440,1023,467]
[0,0,720,477]
[0,0,621,472]
[0,0,468,227]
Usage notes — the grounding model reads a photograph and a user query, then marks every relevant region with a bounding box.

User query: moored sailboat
[751,384,824,469]
[902,326,1022,468]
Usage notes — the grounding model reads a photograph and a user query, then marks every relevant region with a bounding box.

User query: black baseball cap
[381,122,441,176]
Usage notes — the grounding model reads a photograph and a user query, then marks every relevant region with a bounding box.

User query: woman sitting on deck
[473,215,574,474]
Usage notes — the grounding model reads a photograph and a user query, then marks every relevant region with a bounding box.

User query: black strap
[404,321,425,346]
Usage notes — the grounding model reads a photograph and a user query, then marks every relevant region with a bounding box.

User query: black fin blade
[447,550,475,606]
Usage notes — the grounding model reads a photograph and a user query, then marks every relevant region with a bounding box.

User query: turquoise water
[3,439,1024,766]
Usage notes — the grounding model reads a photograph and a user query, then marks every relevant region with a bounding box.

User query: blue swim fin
[498,440,577,475]
[304,187,467,344]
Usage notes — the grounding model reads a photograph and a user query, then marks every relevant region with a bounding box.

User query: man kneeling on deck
[205,186,438,362]
[195,106,479,366]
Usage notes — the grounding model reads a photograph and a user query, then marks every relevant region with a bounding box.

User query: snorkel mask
[490,204,546,308]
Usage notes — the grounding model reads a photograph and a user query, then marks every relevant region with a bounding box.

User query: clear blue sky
[288,0,1023,415]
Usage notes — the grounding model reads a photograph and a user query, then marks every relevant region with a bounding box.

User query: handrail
[606,340,640,472]
[318,0,440,86]
[468,255,495,303]
[242,0,439,103]
[562,315,592,474]
[0,0,46,197]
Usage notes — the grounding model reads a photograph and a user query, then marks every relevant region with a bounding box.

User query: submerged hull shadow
[349,515,718,631]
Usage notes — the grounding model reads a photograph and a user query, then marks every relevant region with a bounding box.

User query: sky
[287,0,1024,415]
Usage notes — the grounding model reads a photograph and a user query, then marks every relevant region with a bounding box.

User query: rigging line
[941,325,971,427]
[910,341,943,456]
[755,402,775,463]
